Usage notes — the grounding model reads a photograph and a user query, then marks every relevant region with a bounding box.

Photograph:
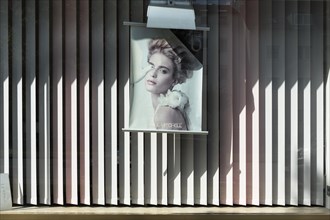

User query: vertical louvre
[181,135,194,205]
[168,134,181,205]
[12,0,24,205]
[194,134,207,205]
[246,0,260,206]
[130,0,144,205]
[298,0,311,206]
[144,133,151,204]
[207,1,220,205]
[104,0,117,205]
[91,0,105,205]
[195,3,208,205]
[137,132,144,204]
[326,0,330,210]
[285,0,299,206]
[118,0,130,205]
[26,0,37,205]
[38,0,51,205]
[131,132,144,204]
[0,0,328,208]
[78,0,90,205]
[64,0,78,205]
[272,0,286,206]
[146,133,158,205]
[219,6,234,206]
[259,0,273,205]
[52,0,64,205]
[158,133,167,205]
[233,2,247,205]
[310,1,324,206]
[0,0,9,175]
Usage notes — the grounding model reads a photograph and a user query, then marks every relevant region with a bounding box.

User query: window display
[129,27,204,132]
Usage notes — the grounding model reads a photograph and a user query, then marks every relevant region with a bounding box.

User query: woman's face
[145,52,175,94]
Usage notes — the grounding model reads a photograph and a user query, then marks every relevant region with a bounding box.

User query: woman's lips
[147,80,156,85]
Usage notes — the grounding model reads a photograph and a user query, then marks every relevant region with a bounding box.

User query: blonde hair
[148,39,194,84]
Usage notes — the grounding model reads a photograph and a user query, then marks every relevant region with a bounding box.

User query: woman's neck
[151,93,160,110]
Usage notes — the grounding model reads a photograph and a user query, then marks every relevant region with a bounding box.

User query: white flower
[159,90,189,111]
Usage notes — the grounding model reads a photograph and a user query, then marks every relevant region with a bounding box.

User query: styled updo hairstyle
[148,39,194,84]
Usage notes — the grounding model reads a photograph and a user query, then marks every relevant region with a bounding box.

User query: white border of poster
[128,26,204,133]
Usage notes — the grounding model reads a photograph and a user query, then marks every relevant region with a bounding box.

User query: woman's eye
[160,69,168,74]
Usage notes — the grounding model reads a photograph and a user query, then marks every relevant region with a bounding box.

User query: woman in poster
[144,39,196,130]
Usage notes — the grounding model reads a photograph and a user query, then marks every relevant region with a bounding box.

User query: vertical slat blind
[78,0,90,205]
[219,5,234,206]
[38,0,51,205]
[207,1,220,206]
[298,0,311,206]
[311,1,324,206]
[195,3,208,203]
[158,133,167,205]
[285,0,299,206]
[26,0,37,205]
[246,0,259,206]
[91,0,105,205]
[0,0,328,207]
[12,0,23,205]
[182,135,194,205]
[169,134,181,205]
[130,0,144,206]
[326,0,330,210]
[52,0,64,205]
[64,0,78,205]
[105,0,117,205]
[260,0,273,205]
[118,0,130,205]
[0,0,9,175]
[272,0,286,206]
[233,1,247,205]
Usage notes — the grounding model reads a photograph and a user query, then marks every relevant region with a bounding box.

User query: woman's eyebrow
[158,65,170,71]
[147,61,170,71]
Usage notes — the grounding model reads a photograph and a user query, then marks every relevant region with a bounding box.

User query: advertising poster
[129,26,203,132]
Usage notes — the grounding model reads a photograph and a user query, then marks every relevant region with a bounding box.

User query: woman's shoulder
[156,106,183,120]
[154,106,187,130]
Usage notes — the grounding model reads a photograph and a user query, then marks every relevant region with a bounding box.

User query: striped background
[0,0,329,207]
